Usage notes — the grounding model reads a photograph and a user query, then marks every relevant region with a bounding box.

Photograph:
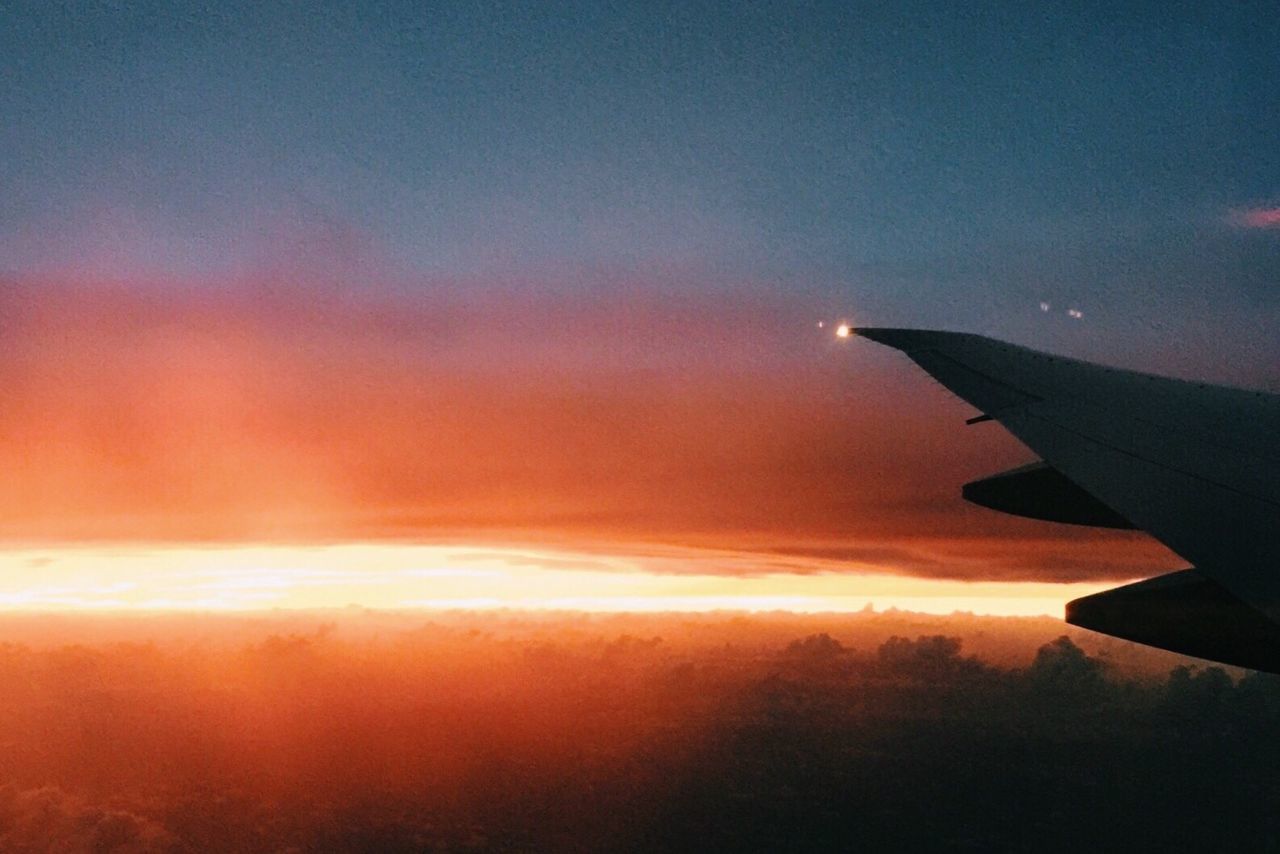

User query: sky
[0,1,1276,612]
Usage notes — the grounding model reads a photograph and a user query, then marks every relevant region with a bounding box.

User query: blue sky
[2,0,1278,377]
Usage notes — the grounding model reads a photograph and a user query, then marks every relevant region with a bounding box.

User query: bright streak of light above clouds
[0,544,1115,617]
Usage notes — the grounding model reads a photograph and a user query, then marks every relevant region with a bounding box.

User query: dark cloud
[0,785,179,854]
[762,544,948,573]
[877,633,979,679]
[0,611,1277,851]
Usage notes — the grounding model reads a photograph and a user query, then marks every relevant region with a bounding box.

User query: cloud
[0,270,1174,582]
[1230,207,1280,229]
[0,785,178,853]
[0,610,1263,852]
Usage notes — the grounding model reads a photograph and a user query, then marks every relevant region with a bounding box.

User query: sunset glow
[0,279,1176,585]
[2,2,1276,849]
[0,543,1114,616]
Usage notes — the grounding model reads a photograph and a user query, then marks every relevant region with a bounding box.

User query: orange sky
[0,275,1178,610]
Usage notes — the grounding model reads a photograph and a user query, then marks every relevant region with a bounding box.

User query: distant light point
[1039,302,1051,312]
[817,321,824,328]
[1067,308,1083,319]
[836,324,852,338]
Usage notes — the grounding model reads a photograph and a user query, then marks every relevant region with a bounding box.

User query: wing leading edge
[856,328,1280,668]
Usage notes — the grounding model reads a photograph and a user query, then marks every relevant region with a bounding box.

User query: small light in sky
[1040,302,1051,312]
[817,321,825,328]
[1067,308,1083,319]
[836,324,852,338]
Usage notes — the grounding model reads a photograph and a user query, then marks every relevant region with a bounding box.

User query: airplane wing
[856,328,1280,671]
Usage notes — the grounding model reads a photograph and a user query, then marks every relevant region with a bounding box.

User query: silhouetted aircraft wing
[856,328,1280,671]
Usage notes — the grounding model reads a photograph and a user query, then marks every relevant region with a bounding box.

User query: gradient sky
[0,1,1276,609]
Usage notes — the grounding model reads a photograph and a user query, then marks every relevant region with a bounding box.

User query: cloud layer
[0,611,1274,852]
[0,273,1172,582]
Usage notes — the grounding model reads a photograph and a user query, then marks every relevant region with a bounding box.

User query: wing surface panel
[857,328,1280,614]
